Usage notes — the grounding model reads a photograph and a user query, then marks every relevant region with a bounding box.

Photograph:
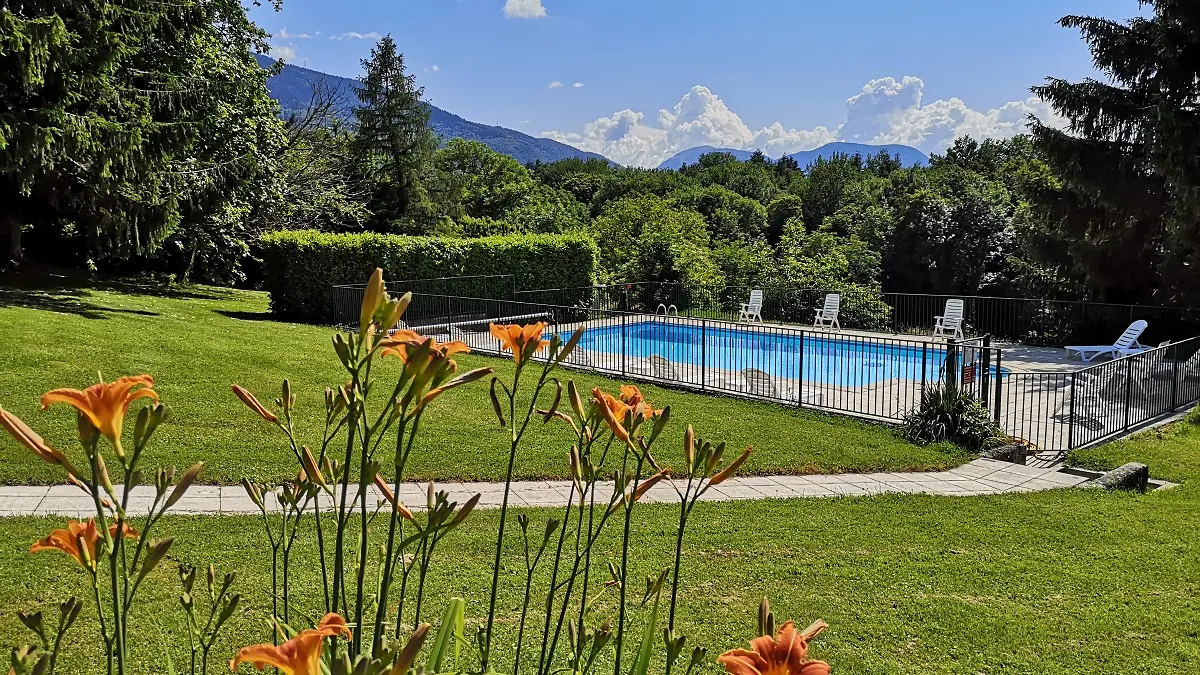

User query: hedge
[260,230,598,320]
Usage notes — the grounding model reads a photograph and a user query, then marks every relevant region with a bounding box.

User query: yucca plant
[902,383,1003,451]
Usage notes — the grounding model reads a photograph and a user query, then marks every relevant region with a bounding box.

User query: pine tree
[351,35,439,233]
[1029,0,1200,303]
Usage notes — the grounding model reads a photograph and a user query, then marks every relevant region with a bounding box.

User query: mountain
[657,142,930,170]
[257,56,613,166]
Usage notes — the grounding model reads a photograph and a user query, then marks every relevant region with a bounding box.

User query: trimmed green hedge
[260,230,597,320]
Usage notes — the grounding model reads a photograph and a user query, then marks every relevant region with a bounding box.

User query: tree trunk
[1,214,22,266]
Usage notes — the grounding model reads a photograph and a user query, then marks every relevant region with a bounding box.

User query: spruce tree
[1030,0,1200,303]
[0,0,283,267]
[351,35,438,233]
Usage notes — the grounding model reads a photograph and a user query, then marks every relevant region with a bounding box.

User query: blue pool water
[569,320,1002,387]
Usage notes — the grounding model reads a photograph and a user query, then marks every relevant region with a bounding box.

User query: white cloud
[504,0,547,19]
[543,77,1065,167]
[431,64,440,72]
[519,120,531,125]
[548,81,564,89]
[270,44,297,61]
[572,82,584,88]
[278,27,311,39]
[331,31,381,41]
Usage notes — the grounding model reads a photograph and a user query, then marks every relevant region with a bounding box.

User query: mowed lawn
[0,280,965,485]
[0,422,1196,674]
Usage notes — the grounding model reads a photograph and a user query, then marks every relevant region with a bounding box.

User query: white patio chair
[738,290,764,323]
[1065,320,1149,362]
[812,293,841,331]
[932,299,965,340]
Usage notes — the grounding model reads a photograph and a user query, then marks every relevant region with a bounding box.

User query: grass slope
[0,421,1196,673]
[0,280,963,485]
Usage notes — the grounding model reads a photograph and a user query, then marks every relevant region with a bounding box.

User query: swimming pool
[569,320,999,387]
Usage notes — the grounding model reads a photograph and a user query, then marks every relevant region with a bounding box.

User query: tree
[1,0,284,267]
[1029,0,1200,304]
[269,79,370,232]
[351,35,438,233]
[765,194,804,244]
[667,184,766,243]
[588,195,722,294]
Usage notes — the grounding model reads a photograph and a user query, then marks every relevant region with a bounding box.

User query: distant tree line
[3,1,1199,308]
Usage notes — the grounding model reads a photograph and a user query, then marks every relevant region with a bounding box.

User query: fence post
[1067,372,1076,450]
[945,339,959,390]
[1171,345,1181,411]
[621,313,627,377]
[921,342,928,391]
[798,330,806,408]
[992,348,1003,422]
[981,335,992,407]
[701,320,707,392]
[1123,357,1134,432]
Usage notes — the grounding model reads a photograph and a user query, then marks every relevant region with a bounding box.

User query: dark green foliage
[902,384,1003,451]
[259,230,597,319]
[1028,0,1200,305]
[0,0,284,273]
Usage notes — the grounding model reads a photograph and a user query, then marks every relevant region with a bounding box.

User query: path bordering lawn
[0,459,1090,516]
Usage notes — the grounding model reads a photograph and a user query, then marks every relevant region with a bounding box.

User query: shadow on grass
[0,287,162,320]
[215,309,275,322]
[0,266,235,319]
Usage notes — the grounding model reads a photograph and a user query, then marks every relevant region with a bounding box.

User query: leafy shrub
[902,384,1004,451]
[260,230,597,320]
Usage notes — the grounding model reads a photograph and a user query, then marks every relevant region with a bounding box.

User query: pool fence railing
[376,291,1200,455]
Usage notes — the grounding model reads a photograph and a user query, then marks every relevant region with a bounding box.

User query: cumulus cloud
[278,27,312,39]
[543,77,1065,167]
[431,64,440,72]
[270,44,297,61]
[548,81,564,88]
[504,0,547,19]
[572,82,584,88]
[331,31,381,41]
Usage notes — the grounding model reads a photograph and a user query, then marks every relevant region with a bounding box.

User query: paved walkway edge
[0,459,1092,517]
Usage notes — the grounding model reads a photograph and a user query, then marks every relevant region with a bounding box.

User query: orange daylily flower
[379,330,470,364]
[489,323,549,366]
[31,519,139,570]
[230,613,351,675]
[592,388,631,442]
[619,385,658,419]
[41,375,158,452]
[0,408,84,480]
[718,620,830,675]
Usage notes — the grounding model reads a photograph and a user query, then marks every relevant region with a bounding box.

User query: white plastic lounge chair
[738,290,764,323]
[932,299,965,340]
[649,354,678,381]
[726,368,824,406]
[1065,320,1149,362]
[812,293,841,331]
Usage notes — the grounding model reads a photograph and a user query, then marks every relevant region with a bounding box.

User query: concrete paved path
[0,459,1091,517]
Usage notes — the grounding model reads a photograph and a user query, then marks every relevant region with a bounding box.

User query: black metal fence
[332,275,516,327]
[514,282,1200,347]
[392,293,1200,454]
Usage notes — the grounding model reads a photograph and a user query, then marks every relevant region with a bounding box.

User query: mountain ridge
[657,142,930,170]
[258,55,614,166]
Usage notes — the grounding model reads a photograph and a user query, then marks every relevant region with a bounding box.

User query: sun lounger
[1065,320,1149,362]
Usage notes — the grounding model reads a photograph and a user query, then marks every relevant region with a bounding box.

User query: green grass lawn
[0,279,964,485]
[0,419,1196,674]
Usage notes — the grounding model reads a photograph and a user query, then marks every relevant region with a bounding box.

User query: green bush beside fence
[260,230,598,320]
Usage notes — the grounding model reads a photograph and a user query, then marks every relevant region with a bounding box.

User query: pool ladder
[656,303,679,317]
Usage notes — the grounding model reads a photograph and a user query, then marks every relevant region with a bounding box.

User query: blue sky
[251,0,1137,166]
